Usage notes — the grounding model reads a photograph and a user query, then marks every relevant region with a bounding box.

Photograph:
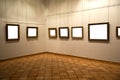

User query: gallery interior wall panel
[26,0,38,24]
[1,23,7,44]
[18,0,27,23]
[47,15,57,27]
[119,5,120,25]
[46,15,57,40]
[0,0,46,60]
[110,0,120,6]
[46,0,120,63]
[6,0,18,22]
[38,0,47,24]
[0,23,46,59]
[0,0,120,63]
[46,15,59,52]
[0,24,27,59]
[58,0,71,14]
[109,6,118,26]
[89,8,108,23]
[71,12,83,26]
[59,14,70,27]
[48,0,57,15]
[89,0,109,9]
[0,23,2,44]
[82,11,90,40]
[0,0,6,22]
[82,0,89,10]
[71,0,83,12]
[109,6,118,39]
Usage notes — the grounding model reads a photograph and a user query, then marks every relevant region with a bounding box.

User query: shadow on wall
[6,41,19,44]
[42,0,49,10]
[27,38,38,41]
[59,38,69,41]
[45,0,66,9]
[88,40,110,44]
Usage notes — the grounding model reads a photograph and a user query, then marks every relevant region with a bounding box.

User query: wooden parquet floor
[0,53,120,80]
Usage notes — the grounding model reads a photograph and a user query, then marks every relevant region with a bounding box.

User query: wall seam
[48,4,120,16]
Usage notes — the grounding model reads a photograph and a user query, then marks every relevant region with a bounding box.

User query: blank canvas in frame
[6,24,20,41]
[27,27,38,38]
[88,23,109,41]
[59,27,69,38]
[48,28,57,38]
[71,27,83,39]
[116,26,120,38]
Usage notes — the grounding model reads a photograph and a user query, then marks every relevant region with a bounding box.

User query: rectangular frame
[116,26,120,38]
[48,28,57,38]
[71,27,83,39]
[27,27,38,38]
[88,22,109,41]
[59,27,69,38]
[6,24,20,41]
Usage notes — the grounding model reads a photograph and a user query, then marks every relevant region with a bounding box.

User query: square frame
[27,27,38,38]
[88,22,109,41]
[59,27,69,39]
[116,26,120,38]
[48,28,57,38]
[6,24,20,41]
[71,27,83,39]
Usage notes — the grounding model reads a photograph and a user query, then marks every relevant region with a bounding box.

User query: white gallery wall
[0,0,120,63]
[46,0,120,63]
[0,0,46,59]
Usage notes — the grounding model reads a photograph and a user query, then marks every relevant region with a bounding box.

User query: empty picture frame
[27,27,38,38]
[88,22,109,41]
[48,28,57,38]
[59,27,69,38]
[116,26,120,38]
[71,27,83,39]
[6,24,20,41]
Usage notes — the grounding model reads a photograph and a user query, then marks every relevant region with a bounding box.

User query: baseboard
[0,52,46,62]
[46,52,120,65]
[0,51,120,65]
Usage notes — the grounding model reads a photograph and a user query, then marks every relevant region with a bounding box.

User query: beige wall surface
[46,0,120,63]
[0,0,46,59]
[0,0,120,63]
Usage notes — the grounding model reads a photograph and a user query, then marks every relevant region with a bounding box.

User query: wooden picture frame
[27,27,38,38]
[71,27,83,39]
[88,22,109,41]
[116,26,120,38]
[6,24,20,41]
[59,27,69,38]
[48,28,57,38]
